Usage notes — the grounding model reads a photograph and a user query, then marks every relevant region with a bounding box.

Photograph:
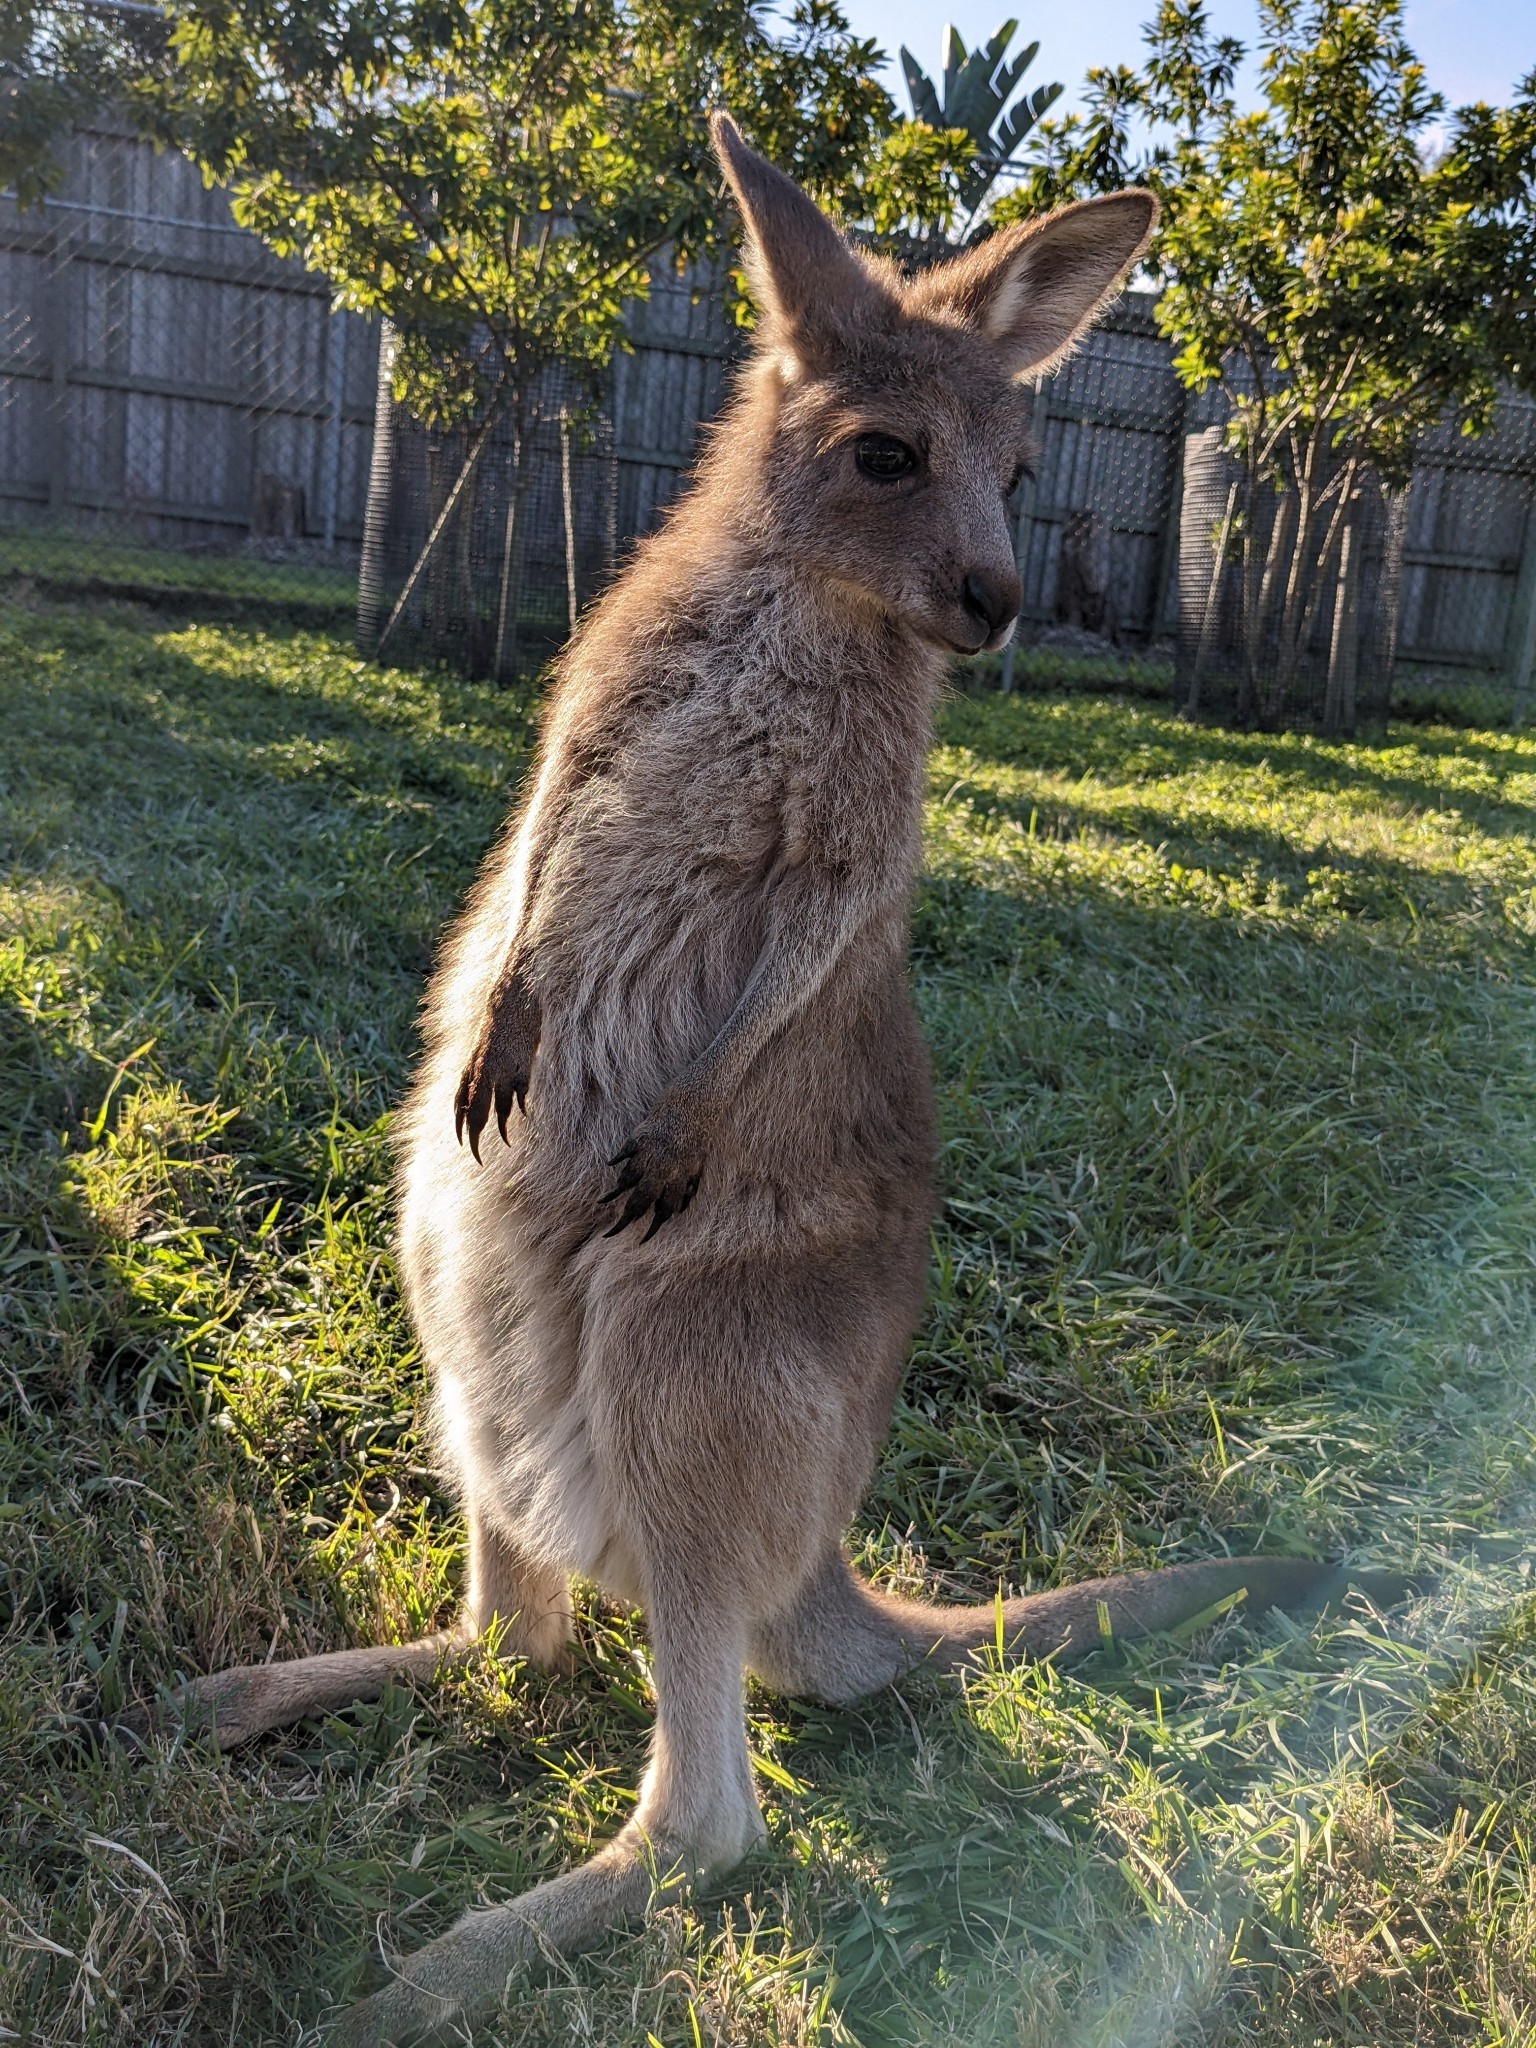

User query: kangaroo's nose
[961,570,1020,637]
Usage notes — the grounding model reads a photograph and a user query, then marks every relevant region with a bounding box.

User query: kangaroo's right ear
[710,111,888,370]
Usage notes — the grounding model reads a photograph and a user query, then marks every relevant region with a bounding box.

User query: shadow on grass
[7,592,1536,2043]
[931,778,1520,930]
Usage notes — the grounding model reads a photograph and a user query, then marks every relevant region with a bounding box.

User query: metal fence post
[357,320,396,657]
[44,230,70,519]
[321,315,347,551]
[1507,492,1536,729]
[1000,377,1048,693]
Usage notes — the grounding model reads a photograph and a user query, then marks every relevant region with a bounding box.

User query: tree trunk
[356,320,397,657]
[427,438,451,656]
[1244,488,1296,717]
[1190,481,1239,719]
[1322,512,1360,736]
[374,396,502,664]
[560,406,579,636]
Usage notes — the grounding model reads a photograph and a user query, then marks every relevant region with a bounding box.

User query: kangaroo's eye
[1005,461,1032,498]
[855,433,918,482]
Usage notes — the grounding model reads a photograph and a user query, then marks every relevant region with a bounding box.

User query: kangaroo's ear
[710,111,889,368]
[912,192,1158,378]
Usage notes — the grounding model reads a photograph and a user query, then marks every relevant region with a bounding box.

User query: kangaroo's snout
[961,568,1021,646]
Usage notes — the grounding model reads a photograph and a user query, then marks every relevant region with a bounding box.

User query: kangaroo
[152,117,1402,2043]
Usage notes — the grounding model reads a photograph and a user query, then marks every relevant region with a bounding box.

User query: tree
[1,0,167,205]
[149,0,971,667]
[999,0,1536,728]
[900,19,1062,237]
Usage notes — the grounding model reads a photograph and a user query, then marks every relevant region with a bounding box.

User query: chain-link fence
[356,259,738,680]
[0,115,372,622]
[7,123,1536,727]
[357,350,616,680]
[1172,407,1536,733]
[1393,394,1536,726]
[1174,428,1404,735]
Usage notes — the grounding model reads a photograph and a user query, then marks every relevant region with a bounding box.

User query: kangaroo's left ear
[911,192,1158,377]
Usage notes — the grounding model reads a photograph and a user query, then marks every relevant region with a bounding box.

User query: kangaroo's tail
[749,1551,1418,1705]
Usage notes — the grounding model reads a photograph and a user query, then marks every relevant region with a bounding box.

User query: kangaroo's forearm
[489,712,608,971]
[689,872,867,1100]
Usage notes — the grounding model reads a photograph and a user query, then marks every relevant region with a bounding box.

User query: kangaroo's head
[711,114,1156,657]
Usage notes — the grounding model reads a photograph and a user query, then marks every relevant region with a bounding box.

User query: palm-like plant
[901,20,1063,231]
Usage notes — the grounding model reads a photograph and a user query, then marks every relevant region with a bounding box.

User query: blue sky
[840,0,1532,123]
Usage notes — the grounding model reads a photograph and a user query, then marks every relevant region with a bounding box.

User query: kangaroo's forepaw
[456,965,542,1160]
[601,1089,713,1240]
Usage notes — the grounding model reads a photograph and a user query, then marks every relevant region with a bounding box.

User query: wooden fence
[3,125,1533,708]
[0,119,375,549]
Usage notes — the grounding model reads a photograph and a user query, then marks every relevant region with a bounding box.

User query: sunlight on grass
[3,580,1536,2044]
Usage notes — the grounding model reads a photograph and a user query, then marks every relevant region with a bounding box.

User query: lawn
[4,568,1536,2048]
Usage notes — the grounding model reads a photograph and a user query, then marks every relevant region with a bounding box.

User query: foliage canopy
[1003,0,1536,472]
[1,0,168,206]
[142,0,972,423]
[1000,0,1536,726]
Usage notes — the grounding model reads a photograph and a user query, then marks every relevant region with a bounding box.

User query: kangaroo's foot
[123,1633,458,1752]
[328,1592,760,2046]
[123,1521,574,1750]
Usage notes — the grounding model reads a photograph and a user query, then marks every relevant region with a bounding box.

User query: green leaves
[0,0,170,205]
[999,0,1535,480]
[146,0,970,425]
[898,18,1064,225]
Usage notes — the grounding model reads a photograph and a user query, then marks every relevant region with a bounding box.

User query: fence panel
[1019,298,1188,644]
[613,256,738,545]
[0,118,375,554]
[1397,395,1536,688]
[6,123,1535,720]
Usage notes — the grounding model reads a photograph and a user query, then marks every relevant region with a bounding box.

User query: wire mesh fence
[1012,292,1186,647]
[0,115,373,621]
[1173,408,1536,733]
[1393,394,1536,727]
[6,123,1535,727]
[356,258,737,681]
[358,351,616,680]
[1174,428,1404,735]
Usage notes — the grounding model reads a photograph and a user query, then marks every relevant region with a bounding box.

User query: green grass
[0,524,359,624]
[4,566,1536,2047]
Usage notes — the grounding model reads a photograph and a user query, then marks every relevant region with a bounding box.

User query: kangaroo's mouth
[942,622,1016,657]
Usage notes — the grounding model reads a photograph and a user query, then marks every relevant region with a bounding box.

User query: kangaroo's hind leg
[328,1256,832,2043]
[330,1578,758,2046]
[131,1501,571,1751]
[462,1504,575,1672]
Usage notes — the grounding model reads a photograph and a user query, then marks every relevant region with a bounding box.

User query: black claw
[601,1164,642,1203]
[608,1141,638,1167]
[678,1174,701,1212]
[639,1196,674,1243]
[604,1188,653,1238]
[468,1120,483,1164]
